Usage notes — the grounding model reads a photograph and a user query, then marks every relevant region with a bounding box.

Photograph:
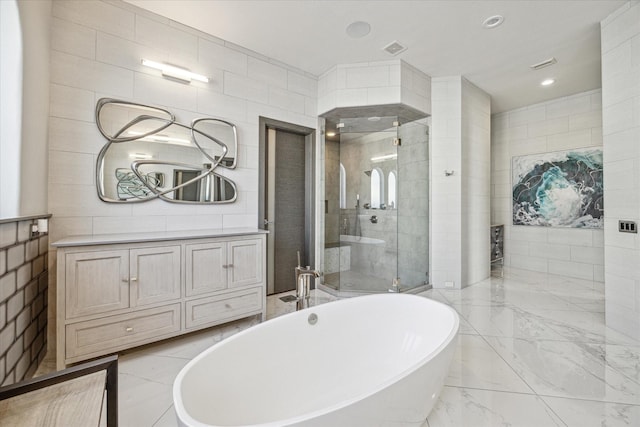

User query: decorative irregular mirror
[95,98,238,204]
[192,118,238,168]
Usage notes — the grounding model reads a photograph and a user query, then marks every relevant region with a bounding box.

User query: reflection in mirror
[96,99,174,142]
[192,118,238,168]
[95,98,239,204]
[133,162,236,203]
[115,168,164,200]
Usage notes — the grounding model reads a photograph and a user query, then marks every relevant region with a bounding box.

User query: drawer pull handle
[125,327,134,333]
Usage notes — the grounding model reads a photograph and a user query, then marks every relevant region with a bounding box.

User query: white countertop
[52,227,267,247]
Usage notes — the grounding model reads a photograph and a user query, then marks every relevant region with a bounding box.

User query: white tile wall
[461,79,491,286]
[491,89,604,281]
[431,77,491,289]
[602,1,640,340]
[49,84,95,122]
[50,17,96,60]
[52,0,135,40]
[48,0,318,243]
[317,60,431,116]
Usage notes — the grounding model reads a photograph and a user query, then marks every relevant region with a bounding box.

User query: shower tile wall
[325,139,340,245]
[317,60,431,118]
[340,131,398,285]
[330,122,429,288]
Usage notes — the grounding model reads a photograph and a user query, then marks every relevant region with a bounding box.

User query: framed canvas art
[512,147,603,228]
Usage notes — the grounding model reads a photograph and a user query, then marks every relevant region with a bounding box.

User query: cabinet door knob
[125,327,134,333]
[227,264,234,268]
[222,264,228,268]
[130,277,138,282]
[122,278,129,283]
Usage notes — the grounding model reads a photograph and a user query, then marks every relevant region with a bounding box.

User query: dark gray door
[267,129,306,293]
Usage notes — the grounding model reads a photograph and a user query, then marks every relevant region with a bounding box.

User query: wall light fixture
[371,153,398,162]
[141,59,209,83]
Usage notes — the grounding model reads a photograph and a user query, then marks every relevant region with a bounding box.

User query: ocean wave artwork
[512,147,603,228]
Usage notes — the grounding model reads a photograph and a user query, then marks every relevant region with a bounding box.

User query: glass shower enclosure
[323,116,429,295]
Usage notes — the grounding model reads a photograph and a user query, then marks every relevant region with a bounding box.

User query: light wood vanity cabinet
[65,246,181,318]
[185,239,263,296]
[55,230,267,369]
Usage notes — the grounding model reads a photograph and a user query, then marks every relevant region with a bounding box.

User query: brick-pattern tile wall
[0,218,49,386]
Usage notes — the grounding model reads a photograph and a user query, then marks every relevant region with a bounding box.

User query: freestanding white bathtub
[173,293,459,427]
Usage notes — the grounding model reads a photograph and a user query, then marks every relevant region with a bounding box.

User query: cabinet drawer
[186,287,262,329]
[66,304,181,359]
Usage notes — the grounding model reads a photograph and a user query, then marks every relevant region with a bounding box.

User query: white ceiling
[124,0,625,113]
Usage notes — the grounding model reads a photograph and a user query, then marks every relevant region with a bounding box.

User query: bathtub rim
[173,293,459,427]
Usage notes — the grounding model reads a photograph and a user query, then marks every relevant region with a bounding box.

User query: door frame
[258,117,316,295]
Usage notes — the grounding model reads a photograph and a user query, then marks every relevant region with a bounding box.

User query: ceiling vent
[530,57,557,70]
[383,41,407,56]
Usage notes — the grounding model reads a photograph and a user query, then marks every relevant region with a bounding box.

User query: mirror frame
[95,98,239,204]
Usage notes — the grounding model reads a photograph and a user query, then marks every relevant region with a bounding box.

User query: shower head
[364,170,372,176]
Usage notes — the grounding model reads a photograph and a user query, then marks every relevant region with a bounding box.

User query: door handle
[263,219,274,226]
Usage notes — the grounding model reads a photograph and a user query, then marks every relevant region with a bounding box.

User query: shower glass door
[397,120,430,292]
[324,116,399,293]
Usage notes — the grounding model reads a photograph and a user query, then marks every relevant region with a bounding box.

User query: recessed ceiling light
[541,78,555,86]
[326,131,336,137]
[482,15,504,29]
[346,21,371,39]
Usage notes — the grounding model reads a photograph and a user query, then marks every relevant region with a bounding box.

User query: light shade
[141,59,209,83]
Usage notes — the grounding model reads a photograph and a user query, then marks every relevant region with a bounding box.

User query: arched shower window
[388,170,397,209]
[370,168,384,209]
[339,162,346,209]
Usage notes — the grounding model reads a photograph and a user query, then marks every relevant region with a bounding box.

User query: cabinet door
[228,239,263,288]
[185,242,227,297]
[130,246,181,307]
[66,250,130,318]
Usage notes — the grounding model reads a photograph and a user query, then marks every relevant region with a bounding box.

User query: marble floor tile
[427,386,565,427]
[30,267,640,426]
[445,335,533,393]
[152,405,178,427]
[455,314,479,335]
[582,342,640,384]
[459,304,567,340]
[541,396,640,427]
[118,372,174,427]
[499,290,583,311]
[485,336,640,405]
[118,353,190,386]
[523,307,640,345]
